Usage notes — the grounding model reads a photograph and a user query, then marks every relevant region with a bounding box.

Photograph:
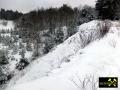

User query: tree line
[17,4,97,28]
[0,8,23,20]
[16,4,97,44]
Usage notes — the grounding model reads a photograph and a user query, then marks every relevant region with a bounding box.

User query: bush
[71,74,98,90]
[99,20,111,37]
[16,58,29,70]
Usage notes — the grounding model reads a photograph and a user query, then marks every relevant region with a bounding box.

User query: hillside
[5,20,120,90]
[6,20,101,85]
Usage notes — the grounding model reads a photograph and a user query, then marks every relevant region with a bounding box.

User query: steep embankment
[7,20,120,90]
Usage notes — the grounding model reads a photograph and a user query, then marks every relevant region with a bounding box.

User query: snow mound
[7,20,120,90]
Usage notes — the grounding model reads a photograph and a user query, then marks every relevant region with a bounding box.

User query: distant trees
[0,5,97,60]
[2,4,97,61]
[0,8,23,20]
[96,0,120,20]
[14,4,97,56]
[17,4,97,35]
[17,4,75,29]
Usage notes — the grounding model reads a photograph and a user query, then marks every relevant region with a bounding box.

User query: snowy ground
[0,20,14,30]
[0,19,34,89]
[6,20,120,90]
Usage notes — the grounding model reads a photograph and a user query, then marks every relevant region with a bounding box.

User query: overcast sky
[0,0,96,13]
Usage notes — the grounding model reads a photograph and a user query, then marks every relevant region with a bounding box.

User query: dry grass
[109,39,117,48]
[70,74,98,90]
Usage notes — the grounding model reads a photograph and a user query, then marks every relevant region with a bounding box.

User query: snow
[7,50,33,75]
[0,43,9,50]
[1,33,11,37]
[7,20,102,86]
[6,20,120,90]
[0,20,14,30]
[25,51,33,61]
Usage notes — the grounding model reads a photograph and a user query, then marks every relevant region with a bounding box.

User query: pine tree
[0,50,8,65]
[55,28,64,44]
[96,0,120,20]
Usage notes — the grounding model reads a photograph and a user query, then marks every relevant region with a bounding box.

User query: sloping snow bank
[6,20,118,90]
[8,20,103,85]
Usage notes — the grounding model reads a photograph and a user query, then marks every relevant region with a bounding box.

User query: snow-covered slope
[0,20,14,30]
[7,20,102,86]
[6,20,120,90]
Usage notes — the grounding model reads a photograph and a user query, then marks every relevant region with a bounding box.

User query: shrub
[71,74,98,90]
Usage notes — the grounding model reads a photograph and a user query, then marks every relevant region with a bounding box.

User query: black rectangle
[99,77,118,88]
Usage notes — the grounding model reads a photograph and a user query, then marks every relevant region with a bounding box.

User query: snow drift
[6,20,120,90]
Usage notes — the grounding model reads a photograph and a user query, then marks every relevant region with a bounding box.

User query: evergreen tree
[55,28,64,44]
[0,50,8,65]
[78,5,97,25]
[26,42,32,51]
[96,0,120,20]
[19,49,25,58]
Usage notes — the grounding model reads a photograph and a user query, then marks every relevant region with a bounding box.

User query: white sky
[0,0,96,13]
